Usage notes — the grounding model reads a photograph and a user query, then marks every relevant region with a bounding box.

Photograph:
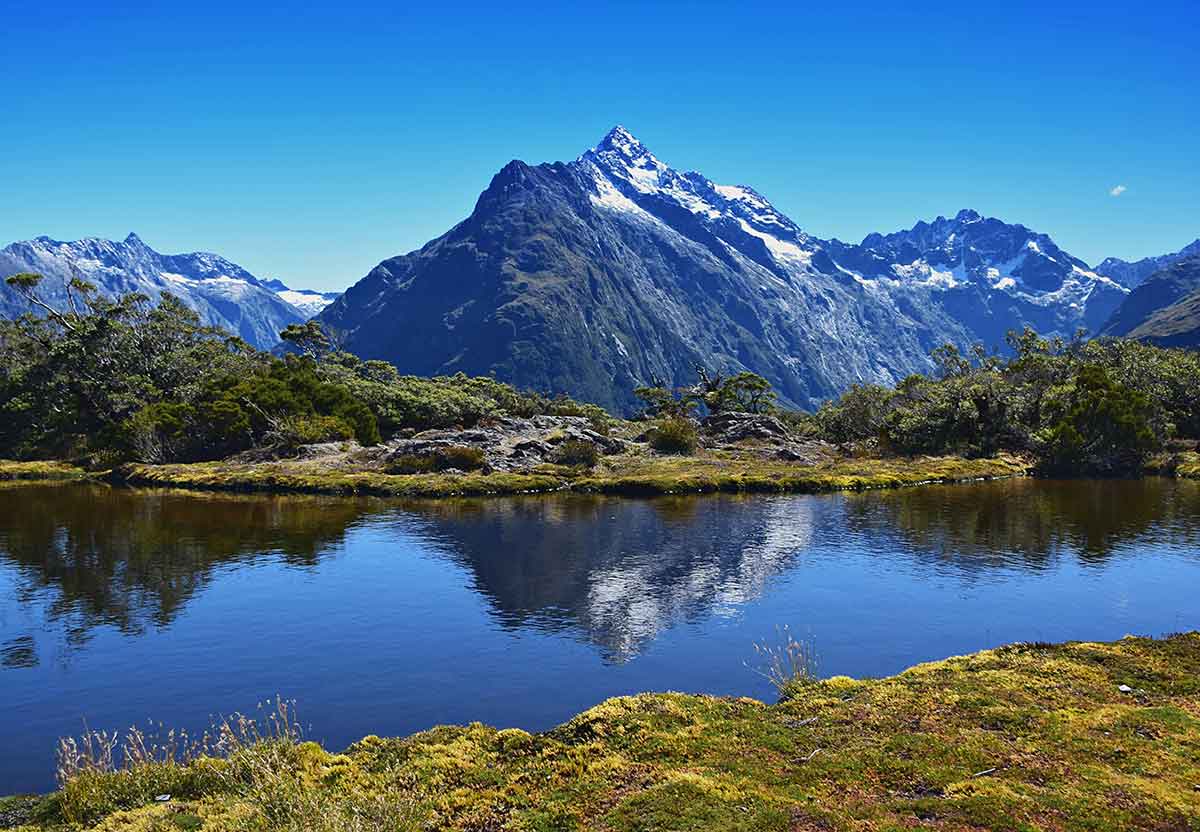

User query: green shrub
[433,445,486,471]
[815,383,895,445]
[552,439,600,468]
[649,418,699,455]
[385,454,439,475]
[1037,364,1158,476]
[278,415,355,447]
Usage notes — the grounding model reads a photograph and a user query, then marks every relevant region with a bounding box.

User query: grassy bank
[0,461,89,482]
[108,452,1031,499]
[1146,451,1200,480]
[3,633,1198,831]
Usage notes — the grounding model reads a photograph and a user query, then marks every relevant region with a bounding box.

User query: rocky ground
[252,412,837,475]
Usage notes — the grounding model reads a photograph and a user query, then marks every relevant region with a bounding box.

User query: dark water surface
[3,479,1199,792]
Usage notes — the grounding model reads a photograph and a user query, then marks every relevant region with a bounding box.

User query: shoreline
[4,632,1198,830]
[1,454,1033,499]
[4,450,1199,500]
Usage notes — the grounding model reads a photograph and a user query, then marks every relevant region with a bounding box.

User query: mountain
[0,234,307,348]
[1094,240,1200,289]
[1101,254,1200,348]
[262,278,341,317]
[319,127,1128,413]
[1126,289,1200,348]
[825,209,1128,348]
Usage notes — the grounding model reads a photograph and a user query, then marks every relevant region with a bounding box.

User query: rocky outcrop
[700,411,833,464]
[367,415,628,473]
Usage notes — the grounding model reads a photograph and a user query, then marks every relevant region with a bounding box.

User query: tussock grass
[748,626,819,700]
[9,634,1200,831]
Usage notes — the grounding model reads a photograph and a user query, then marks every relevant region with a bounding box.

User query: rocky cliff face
[0,234,309,348]
[320,127,1130,413]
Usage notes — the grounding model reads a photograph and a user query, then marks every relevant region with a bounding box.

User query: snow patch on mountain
[262,279,340,317]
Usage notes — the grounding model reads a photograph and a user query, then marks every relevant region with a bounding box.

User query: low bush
[384,454,438,475]
[552,439,600,468]
[649,419,699,455]
[433,446,486,471]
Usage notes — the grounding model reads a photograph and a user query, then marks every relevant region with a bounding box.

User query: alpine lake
[2,478,1199,793]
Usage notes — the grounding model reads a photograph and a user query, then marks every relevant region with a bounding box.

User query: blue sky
[3,0,1197,291]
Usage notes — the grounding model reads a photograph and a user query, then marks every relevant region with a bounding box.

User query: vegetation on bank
[110,453,1029,498]
[2,633,1197,831]
[3,271,1199,488]
[0,279,605,467]
[793,330,1200,476]
[0,461,87,481]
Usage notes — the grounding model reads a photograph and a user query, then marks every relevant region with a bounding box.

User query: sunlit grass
[8,634,1199,831]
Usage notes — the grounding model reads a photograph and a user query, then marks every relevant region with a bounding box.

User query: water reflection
[400,495,818,661]
[0,485,377,659]
[842,478,1200,567]
[2,479,1198,669]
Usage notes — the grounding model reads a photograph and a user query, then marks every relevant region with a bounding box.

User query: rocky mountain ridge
[316,127,1138,412]
[0,234,324,348]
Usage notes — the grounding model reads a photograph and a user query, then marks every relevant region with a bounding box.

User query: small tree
[1038,365,1158,477]
[634,384,696,420]
[279,320,335,360]
[712,371,776,413]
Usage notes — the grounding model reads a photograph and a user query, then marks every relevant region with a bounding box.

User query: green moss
[112,462,566,499]
[0,461,89,482]
[111,453,1030,501]
[16,634,1200,831]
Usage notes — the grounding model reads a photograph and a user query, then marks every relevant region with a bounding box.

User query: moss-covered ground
[109,452,1031,499]
[0,461,89,482]
[4,633,1199,831]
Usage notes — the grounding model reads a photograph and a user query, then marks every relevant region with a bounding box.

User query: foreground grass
[5,633,1199,831]
[0,461,89,483]
[111,452,1030,499]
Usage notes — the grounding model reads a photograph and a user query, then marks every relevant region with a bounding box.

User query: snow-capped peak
[582,126,670,194]
[577,126,816,273]
[593,125,650,159]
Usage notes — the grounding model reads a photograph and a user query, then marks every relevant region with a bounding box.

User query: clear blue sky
[3,0,1197,291]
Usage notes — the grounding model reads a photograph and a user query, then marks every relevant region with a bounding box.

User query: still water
[2,479,1199,792]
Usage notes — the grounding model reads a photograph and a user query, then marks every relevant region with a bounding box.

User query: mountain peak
[124,232,148,248]
[597,125,642,152]
[589,125,660,168]
[954,208,982,223]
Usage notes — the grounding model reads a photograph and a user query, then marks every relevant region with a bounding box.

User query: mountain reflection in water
[2,479,1198,793]
[2,480,1199,667]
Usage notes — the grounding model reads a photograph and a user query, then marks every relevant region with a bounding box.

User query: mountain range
[315,127,1161,412]
[2,127,1194,408]
[1101,254,1200,348]
[0,234,337,349]
[1094,240,1200,290]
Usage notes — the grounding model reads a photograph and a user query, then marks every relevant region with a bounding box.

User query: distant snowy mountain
[262,278,340,317]
[826,209,1130,346]
[0,234,308,348]
[1093,239,1200,289]
[319,126,1131,412]
[1102,254,1200,347]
